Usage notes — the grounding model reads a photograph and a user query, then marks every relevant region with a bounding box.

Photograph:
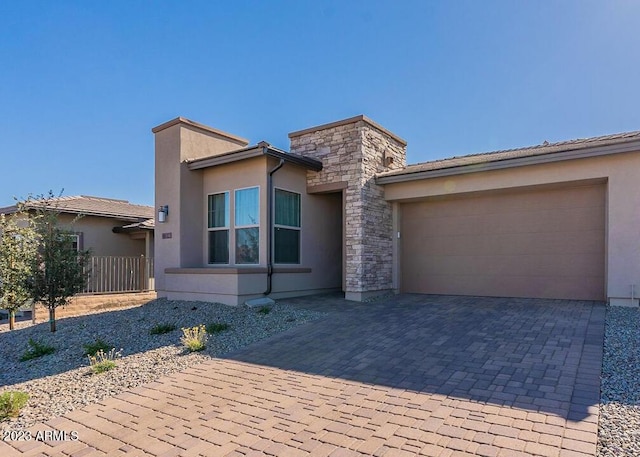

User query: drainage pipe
[264,155,285,295]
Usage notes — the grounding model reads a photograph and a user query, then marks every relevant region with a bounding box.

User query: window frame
[206,191,230,265]
[273,187,301,265]
[234,186,260,265]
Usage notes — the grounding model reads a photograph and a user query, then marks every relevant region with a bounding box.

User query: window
[68,234,80,251]
[207,192,229,264]
[235,187,259,264]
[274,189,300,264]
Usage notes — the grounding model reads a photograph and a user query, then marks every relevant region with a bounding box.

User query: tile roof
[0,195,154,222]
[378,129,640,179]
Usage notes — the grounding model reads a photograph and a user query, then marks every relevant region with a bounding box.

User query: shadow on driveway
[225,293,605,422]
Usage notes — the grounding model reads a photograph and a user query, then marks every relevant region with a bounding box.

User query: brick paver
[1,294,604,456]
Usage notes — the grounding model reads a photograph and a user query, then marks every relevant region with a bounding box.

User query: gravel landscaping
[0,298,325,433]
[598,305,640,457]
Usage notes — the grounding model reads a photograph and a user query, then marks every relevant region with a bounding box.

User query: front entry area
[400,181,606,300]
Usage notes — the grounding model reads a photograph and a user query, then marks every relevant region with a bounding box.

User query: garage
[400,182,606,300]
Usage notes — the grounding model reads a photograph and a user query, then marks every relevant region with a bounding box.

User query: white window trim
[206,191,230,265]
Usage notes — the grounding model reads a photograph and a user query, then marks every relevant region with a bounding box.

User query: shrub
[149,323,176,335]
[83,338,111,356]
[20,338,56,361]
[206,322,230,334]
[0,391,29,420]
[181,325,208,352]
[88,348,122,374]
[257,306,271,315]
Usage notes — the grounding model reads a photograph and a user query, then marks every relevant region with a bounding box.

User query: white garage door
[400,183,605,300]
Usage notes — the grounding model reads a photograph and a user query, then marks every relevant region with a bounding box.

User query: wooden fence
[80,256,154,294]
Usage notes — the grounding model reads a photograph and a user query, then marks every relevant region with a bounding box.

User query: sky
[1,1,640,208]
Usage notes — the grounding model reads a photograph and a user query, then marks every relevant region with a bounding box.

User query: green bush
[206,322,230,334]
[0,391,29,420]
[83,338,111,356]
[149,323,176,335]
[257,306,271,315]
[20,338,56,361]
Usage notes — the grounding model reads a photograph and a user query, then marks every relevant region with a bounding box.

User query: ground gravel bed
[0,298,325,432]
[598,306,640,457]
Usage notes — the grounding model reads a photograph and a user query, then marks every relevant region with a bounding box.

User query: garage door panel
[401,183,605,300]
[420,253,604,278]
[417,229,604,257]
[407,205,604,239]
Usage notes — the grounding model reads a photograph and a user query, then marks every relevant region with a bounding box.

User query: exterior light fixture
[158,205,169,223]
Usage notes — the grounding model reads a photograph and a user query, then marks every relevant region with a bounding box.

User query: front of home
[154,115,640,307]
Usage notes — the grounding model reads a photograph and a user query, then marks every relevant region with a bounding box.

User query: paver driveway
[2,294,604,457]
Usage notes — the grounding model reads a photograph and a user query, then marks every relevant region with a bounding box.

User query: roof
[151,117,250,147]
[0,195,154,222]
[187,141,323,171]
[377,129,640,184]
[112,218,155,233]
[288,114,407,146]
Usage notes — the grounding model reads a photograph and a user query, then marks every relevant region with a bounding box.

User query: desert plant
[0,391,29,420]
[0,211,39,330]
[149,323,176,335]
[181,325,208,352]
[20,338,56,361]
[257,306,271,315]
[83,338,111,356]
[87,348,121,374]
[27,191,91,332]
[206,322,230,334]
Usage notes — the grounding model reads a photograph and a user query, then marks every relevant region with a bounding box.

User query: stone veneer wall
[289,116,406,300]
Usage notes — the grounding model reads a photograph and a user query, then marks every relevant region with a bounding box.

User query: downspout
[265,154,285,296]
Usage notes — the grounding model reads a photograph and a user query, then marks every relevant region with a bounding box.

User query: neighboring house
[154,115,640,307]
[0,195,155,293]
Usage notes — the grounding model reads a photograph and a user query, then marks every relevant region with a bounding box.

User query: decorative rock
[0,298,324,433]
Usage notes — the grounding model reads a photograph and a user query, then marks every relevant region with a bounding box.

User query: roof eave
[187,145,323,172]
[376,139,640,185]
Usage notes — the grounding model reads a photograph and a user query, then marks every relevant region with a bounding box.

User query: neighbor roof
[377,130,640,184]
[0,195,154,222]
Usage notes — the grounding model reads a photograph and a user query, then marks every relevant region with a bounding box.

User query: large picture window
[274,189,300,264]
[235,187,259,264]
[207,192,229,264]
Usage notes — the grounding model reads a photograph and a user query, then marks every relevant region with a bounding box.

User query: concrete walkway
[2,294,605,456]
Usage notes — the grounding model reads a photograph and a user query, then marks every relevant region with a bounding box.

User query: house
[0,195,155,292]
[154,115,640,307]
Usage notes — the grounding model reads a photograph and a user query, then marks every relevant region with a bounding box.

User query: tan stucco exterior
[154,119,341,305]
[57,213,147,257]
[154,115,640,306]
[383,151,640,305]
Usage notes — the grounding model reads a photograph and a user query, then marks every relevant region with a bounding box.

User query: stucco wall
[57,213,145,257]
[154,119,249,297]
[382,151,640,304]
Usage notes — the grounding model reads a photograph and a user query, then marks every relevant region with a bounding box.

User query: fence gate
[81,256,154,294]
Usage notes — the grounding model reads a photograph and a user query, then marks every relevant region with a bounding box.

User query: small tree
[0,212,39,330]
[29,193,90,332]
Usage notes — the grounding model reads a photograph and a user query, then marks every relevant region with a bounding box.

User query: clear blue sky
[2,1,639,207]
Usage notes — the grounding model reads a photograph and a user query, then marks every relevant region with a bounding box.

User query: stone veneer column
[289,115,406,301]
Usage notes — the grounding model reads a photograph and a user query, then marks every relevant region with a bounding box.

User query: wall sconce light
[158,205,169,223]
[383,151,394,167]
